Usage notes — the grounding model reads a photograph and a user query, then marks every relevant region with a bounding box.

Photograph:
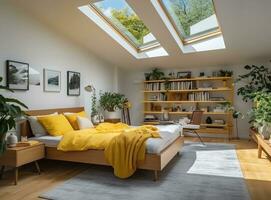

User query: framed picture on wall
[67,71,80,96]
[6,60,29,90]
[43,69,61,92]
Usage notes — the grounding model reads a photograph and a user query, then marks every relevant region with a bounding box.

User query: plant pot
[105,111,120,120]
[0,132,7,155]
[91,114,100,125]
[259,124,271,139]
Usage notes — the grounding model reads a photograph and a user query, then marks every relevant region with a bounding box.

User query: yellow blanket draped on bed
[57,123,160,178]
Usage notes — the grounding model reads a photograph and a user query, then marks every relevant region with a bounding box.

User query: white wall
[0,1,116,115]
[118,64,270,139]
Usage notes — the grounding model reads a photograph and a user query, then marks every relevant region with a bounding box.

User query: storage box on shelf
[143,76,234,139]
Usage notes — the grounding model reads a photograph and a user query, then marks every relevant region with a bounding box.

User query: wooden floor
[0,137,270,200]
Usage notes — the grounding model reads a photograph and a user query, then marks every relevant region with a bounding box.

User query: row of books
[144,81,195,91]
[188,92,210,101]
[148,93,167,101]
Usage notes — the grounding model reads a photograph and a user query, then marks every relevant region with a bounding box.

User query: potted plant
[0,76,28,155]
[149,68,165,80]
[249,92,271,139]
[99,92,127,119]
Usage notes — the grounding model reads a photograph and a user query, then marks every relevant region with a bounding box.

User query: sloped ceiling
[9,0,271,69]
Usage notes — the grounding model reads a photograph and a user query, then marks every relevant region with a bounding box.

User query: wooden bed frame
[20,107,184,181]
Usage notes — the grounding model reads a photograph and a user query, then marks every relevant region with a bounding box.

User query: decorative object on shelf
[249,92,271,139]
[44,69,61,92]
[0,76,28,155]
[7,132,18,147]
[177,71,191,79]
[206,116,213,124]
[219,70,233,77]
[199,72,205,77]
[162,108,169,121]
[67,71,80,96]
[168,72,176,79]
[144,73,151,81]
[99,92,127,119]
[212,71,220,77]
[6,60,29,90]
[236,65,271,102]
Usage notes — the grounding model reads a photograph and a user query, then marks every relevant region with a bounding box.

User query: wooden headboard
[20,107,84,138]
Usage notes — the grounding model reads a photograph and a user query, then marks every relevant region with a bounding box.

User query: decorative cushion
[77,116,94,130]
[37,114,73,136]
[27,112,58,137]
[64,111,87,130]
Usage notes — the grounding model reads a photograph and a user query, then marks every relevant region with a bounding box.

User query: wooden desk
[0,143,45,185]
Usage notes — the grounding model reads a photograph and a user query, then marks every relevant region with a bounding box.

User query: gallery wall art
[67,71,80,96]
[6,60,29,90]
[43,69,61,92]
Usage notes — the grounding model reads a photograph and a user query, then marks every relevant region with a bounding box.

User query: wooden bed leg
[153,170,159,181]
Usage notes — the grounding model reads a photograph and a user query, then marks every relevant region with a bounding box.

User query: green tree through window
[111,8,151,45]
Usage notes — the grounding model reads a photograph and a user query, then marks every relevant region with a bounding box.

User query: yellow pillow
[37,114,73,136]
[64,111,87,130]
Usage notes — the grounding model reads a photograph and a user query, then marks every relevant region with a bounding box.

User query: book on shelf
[188,92,210,101]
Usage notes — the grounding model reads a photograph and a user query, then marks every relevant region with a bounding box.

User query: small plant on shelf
[149,68,165,80]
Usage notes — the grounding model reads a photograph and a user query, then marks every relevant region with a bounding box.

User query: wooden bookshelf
[143,76,234,139]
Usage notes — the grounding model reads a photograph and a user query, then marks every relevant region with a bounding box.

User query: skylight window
[160,0,221,44]
[91,0,160,52]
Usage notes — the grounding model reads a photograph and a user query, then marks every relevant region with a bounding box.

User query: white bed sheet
[30,124,182,154]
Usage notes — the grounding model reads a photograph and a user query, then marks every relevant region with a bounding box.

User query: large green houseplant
[0,77,28,155]
[249,92,271,139]
[99,92,127,119]
[236,65,271,138]
[236,65,271,102]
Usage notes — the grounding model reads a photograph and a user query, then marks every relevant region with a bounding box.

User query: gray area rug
[40,143,250,200]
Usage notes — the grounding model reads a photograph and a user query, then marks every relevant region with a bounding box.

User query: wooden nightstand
[0,143,45,185]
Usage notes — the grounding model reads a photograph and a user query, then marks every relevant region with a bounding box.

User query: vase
[91,114,100,125]
[104,111,120,119]
[0,132,7,155]
[206,116,213,124]
[7,133,18,147]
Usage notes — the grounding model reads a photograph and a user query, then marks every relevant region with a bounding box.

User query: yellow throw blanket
[57,123,160,178]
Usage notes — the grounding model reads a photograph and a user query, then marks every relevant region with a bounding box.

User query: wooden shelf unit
[143,76,234,139]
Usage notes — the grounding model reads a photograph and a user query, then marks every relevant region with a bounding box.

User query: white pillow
[77,116,94,130]
[27,112,58,137]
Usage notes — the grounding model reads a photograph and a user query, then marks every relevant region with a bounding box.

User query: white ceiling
[10,0,271,69]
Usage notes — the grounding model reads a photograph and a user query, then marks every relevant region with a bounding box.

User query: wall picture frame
[67,71,80,96]
[43,69,61,92]
[6,60,29,90]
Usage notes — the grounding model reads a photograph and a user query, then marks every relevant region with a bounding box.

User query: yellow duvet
[57,123,160,178]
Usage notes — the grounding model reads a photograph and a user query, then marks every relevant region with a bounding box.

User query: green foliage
[236,65,271,102]
[149,68,165,80]
[0,76,28,154]
[249,92,271,127]
[91,90,98,116]
[99,92,127,112]
[169,0,215,36]
[219,102,243,119]
[111,8,150,45]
